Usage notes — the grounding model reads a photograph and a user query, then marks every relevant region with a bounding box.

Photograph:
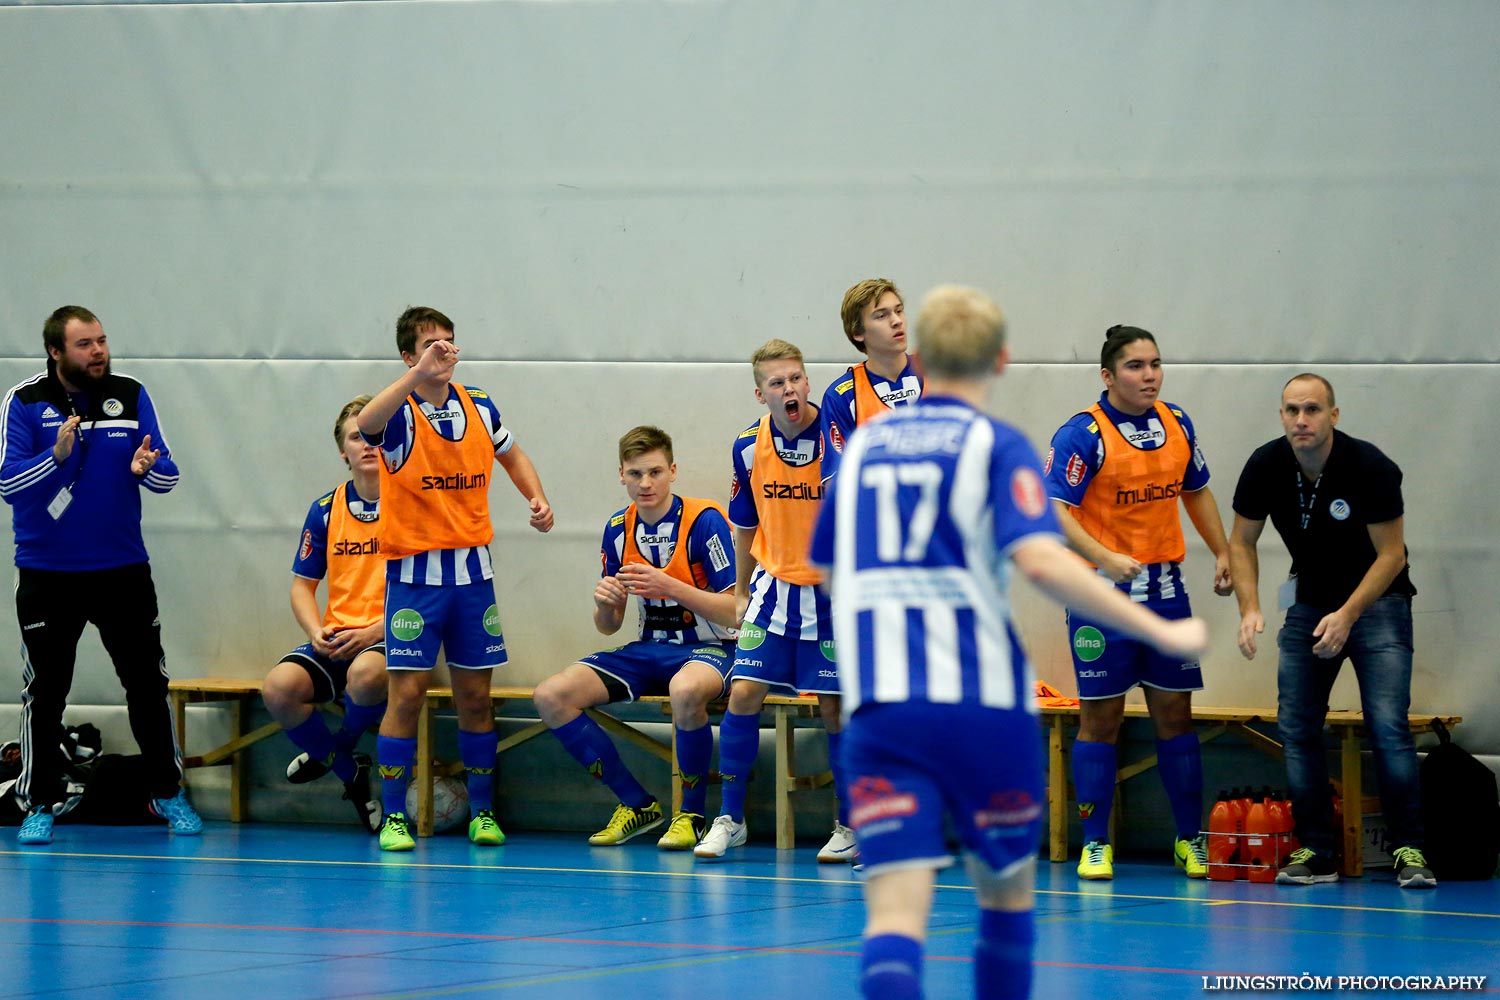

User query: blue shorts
[580,640,733,702]
[383,578,507,671]
[730,624,839,695]
[279,640,387,703]
[1067,595,1201,699]
[842,701,1043,878]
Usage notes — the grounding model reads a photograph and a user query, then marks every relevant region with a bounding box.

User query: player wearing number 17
[809,286,1209,1000]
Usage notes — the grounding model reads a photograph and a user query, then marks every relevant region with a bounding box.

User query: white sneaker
[817,822,859,864]
[693,814,748,859]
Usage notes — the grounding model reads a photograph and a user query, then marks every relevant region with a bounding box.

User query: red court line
[15,916,1423,983]
[1,917,866,960]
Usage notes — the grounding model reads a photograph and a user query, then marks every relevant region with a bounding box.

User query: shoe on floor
[693,814,748,859]
[1392,845,1436,889]
[1174,834,1209,878]
[588,800,664,846]
[657,811,706,851]
[150,790,204,835]
[343,758,382,834]
[469,809,505,846]
[817,822,859,864]
[1275,847,1339,884]
[379,811,416,852]
[18,807,54,846]
[1078,840,1114,880]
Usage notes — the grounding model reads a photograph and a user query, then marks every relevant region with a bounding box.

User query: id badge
[1276,576,1297,612]
[47,486,73,520]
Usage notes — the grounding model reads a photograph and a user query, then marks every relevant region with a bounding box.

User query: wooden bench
[1040,705,1463,877]
[416,685,828,846]
[169,677,1457,874]
[167,678,830,848]
[168,677,281,822]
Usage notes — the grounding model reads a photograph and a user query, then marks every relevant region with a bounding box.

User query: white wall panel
[2,1,1496,361]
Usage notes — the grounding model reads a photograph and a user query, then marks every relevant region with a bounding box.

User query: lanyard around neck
[1296,467,1322,531]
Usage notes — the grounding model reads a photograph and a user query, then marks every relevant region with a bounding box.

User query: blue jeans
[1276,593,1423,853]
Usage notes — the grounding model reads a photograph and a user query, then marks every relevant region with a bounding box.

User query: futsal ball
[405,776,470,833]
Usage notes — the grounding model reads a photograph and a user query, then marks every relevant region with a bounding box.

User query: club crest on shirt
[299,530,313,561]
[1329,499,1351,521]
[830,422,845,454]
[102,398,124,417]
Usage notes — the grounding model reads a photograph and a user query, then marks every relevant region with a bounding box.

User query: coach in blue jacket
[2,305,202,845]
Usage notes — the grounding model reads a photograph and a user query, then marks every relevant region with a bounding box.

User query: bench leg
[1048,716,1067,862]
[416,701,435,837]
[774,707,794,850]
[1341,727,1364,877]
[171,691,189,788]
[229,696,248,823]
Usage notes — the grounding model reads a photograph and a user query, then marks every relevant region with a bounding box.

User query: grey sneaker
[1275,846,1339,884]
[1392,845,1436,889]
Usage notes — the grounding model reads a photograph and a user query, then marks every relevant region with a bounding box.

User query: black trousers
[15,562,183,809]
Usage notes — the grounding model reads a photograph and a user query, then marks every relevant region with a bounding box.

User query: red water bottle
[1282,790,1300,855]
[1208,791,1237,881]
[1245,794,1276,883]
[1266,789,1292,869]
[1227,787,1249,878]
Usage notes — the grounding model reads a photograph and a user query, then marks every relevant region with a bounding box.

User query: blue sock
[377,735,416,818]
[675,722,713,817]
[716,710,760,823]
[1156,732,1204,840]
[337,698,386,752]
[976,909,1034,1000]
[458,728,499,814]
[861,933,923,1000]
[284,713,338,771]
[1072,739,1116,844]
[551,714,653,809]
[826,728,849,826]
[285,713,357,783]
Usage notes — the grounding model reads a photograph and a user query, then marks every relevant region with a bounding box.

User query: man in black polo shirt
[1227,373,1432,888]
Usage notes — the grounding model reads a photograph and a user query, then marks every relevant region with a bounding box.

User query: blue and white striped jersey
[601,496,738,644]
[809,396,1061,719]
[729,415,831,641]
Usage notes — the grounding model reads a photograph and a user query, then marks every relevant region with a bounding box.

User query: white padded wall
[1,1,1496,749]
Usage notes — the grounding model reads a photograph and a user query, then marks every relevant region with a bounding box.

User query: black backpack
[65,754,163,826]
[1420,723,1499,880]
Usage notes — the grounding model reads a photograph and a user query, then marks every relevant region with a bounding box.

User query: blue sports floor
[5,823,1497,999]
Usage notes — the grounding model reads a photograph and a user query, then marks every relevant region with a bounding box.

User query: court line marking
[4,848,1496,920]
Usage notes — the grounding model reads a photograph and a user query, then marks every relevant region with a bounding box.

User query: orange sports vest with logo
[749,414,823,586]
[324,482,384,630]
[852,363,895,427]
[379,384,494,560]
[1070,400,1190,565]
[623,496,727,633]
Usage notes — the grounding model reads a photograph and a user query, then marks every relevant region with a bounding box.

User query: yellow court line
[1042,887,1500,919]
[0,848,867,888]
[5,849,1496,920]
